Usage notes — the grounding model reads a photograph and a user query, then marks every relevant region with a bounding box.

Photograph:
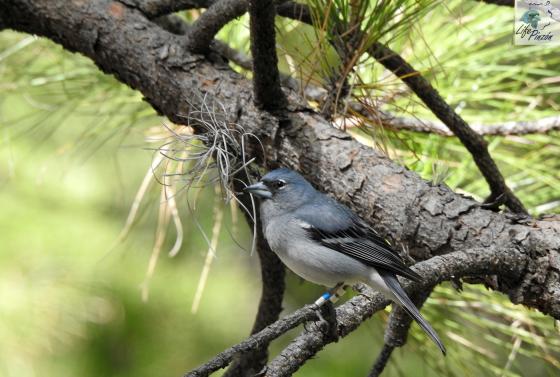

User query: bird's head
[243,168,315,210]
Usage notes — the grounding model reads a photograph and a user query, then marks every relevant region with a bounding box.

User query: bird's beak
[243,181,272,199]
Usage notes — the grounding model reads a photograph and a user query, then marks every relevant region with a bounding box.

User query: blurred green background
[1,1,559,376]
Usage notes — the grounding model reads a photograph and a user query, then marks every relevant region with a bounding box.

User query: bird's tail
[380,273,446,355]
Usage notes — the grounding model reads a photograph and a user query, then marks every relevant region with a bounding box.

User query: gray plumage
[244,168,446,354]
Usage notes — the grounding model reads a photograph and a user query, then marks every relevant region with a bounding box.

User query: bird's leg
[307,283,346,340]
[313,282,346,307]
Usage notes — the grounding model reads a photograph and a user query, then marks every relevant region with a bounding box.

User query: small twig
[248,0,287,111]
[276,1,312,23]
[186,0,246,53]
[320,23,360,119]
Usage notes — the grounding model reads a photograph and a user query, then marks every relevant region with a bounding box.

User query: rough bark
[2,0,559,375]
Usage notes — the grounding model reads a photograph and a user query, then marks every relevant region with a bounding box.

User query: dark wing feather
[295,195,422,282]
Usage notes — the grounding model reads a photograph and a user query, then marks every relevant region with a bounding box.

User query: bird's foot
[307,283,346,341]
[304,302,338,341]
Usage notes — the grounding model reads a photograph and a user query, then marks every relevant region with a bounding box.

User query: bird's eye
[274,180,286,189]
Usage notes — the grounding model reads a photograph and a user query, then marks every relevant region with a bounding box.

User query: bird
[243,168,446,354]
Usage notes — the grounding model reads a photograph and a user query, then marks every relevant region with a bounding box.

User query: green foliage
[279,0,437,89]
[378,1,560,214]
[306,0,437,47]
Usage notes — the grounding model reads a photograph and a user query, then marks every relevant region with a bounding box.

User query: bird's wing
[294,195,422,282]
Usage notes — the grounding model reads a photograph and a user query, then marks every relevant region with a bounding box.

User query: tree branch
[185,0,246,53]
[223,235,286,377]
[154,13,253,71]
[2,1,559,374]
[368,344,394,377]
[275,1,527,214]
[4,0,557,324]
[119,0,208,18]
[265,247,528,375]
[372,113,560,137]
[367,43,527,214]
[184,304,319,376]
[476,0,513,6]
[248,0,287,111]
[188,247,527,376]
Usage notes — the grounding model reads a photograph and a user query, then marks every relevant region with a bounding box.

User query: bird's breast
[263,217,370,287]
